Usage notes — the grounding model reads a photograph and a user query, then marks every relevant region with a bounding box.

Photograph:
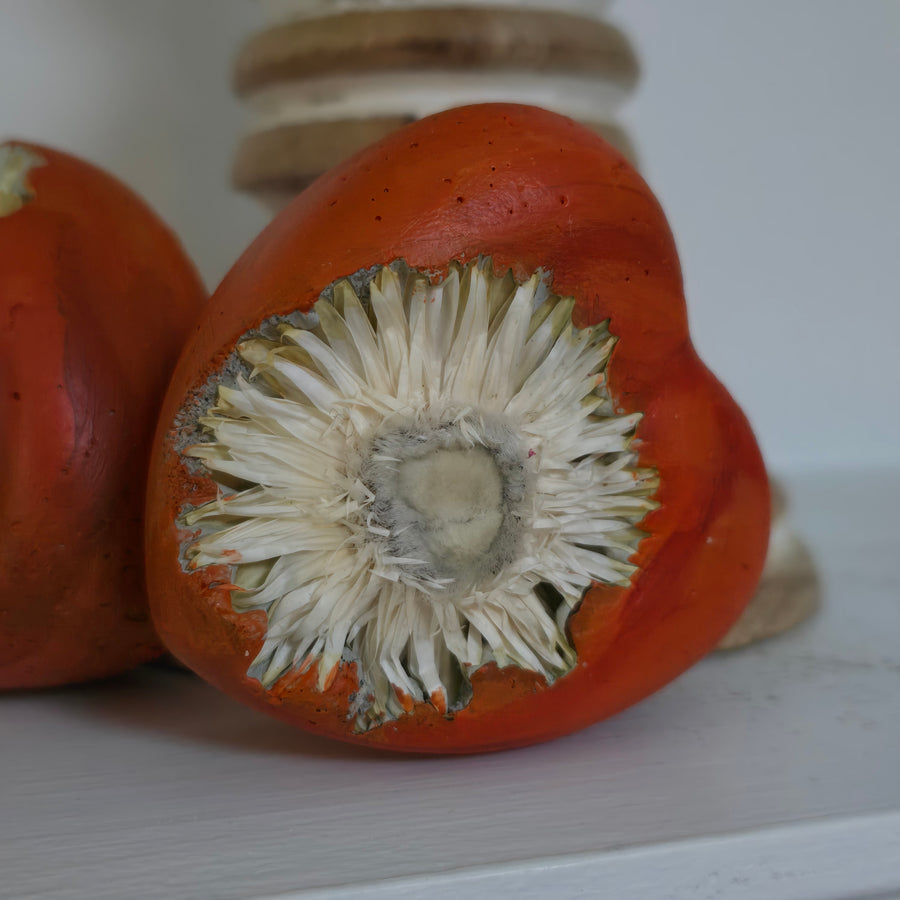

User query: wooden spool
[231,0,818,647]
[233,1,638,207]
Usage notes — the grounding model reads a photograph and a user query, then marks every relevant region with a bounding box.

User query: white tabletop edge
[255,810,900,900]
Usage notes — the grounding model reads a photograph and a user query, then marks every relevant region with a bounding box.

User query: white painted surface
[610,1,900,473]
[0,0,269,295]
[267,814,900,900]
[2,468,899,899]
[0,2,896,472]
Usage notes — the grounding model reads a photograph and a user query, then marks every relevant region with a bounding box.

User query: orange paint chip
[394,686,415,713]
[430,688,448,715]
[321,661,340,691]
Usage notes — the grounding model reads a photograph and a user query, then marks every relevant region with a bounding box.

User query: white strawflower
[182,259,657,728]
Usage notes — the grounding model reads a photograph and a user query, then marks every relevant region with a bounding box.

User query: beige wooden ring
[234,8,639,96]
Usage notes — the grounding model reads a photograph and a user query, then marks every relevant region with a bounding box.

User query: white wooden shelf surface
[2,468,899,900]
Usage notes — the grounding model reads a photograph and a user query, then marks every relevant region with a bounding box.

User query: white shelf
[3,468,899,900]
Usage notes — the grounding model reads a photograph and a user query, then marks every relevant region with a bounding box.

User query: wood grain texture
[232,117,415,195]
[259,0,616,21]
[234,9,639,95]
[2,468,897,899]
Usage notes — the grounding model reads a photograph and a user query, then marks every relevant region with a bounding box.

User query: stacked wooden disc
[233,0,639,209]
[231,0,819,647]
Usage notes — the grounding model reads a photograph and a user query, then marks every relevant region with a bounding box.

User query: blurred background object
[233,0,638,208]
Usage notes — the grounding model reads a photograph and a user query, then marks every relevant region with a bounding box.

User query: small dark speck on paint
[11,391,20,400]
[375,215,382,222]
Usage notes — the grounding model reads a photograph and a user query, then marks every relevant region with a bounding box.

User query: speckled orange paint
[146,104,769,752]
[0,142,206,689]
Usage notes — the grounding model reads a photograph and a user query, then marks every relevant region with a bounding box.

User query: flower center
[363,418,530,589]
[396,446,503,575]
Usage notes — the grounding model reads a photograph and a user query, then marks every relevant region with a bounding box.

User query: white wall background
[1,1,897,474]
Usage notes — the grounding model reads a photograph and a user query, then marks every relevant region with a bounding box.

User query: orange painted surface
[0,143,207,688]
[146,104,769,752]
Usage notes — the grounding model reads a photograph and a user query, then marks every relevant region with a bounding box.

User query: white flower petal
[180,259,657,729]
